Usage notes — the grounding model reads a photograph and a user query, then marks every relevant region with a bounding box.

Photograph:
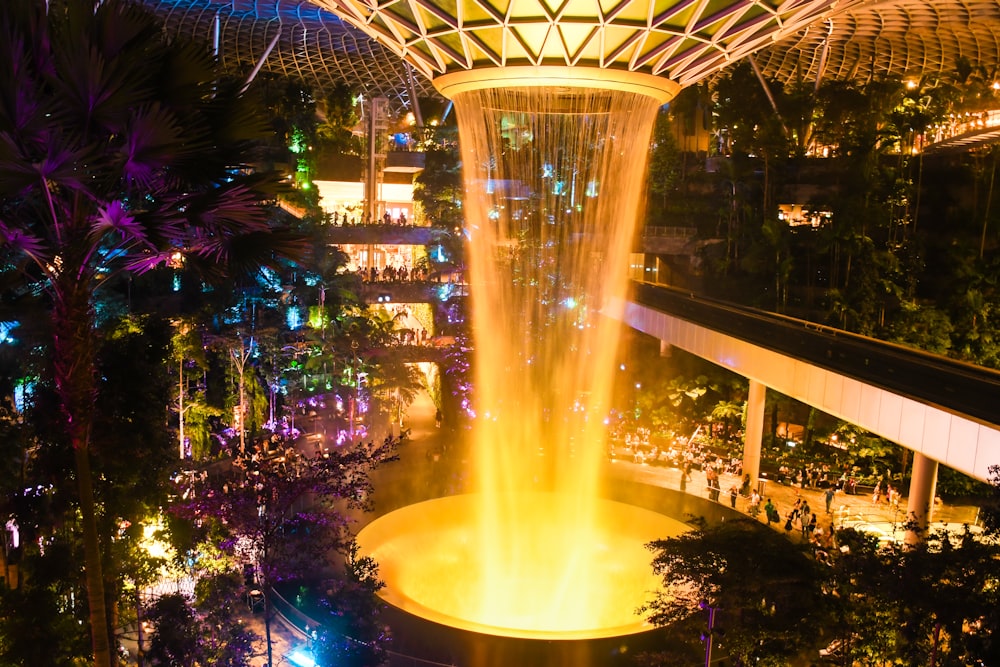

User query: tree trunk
[75,446,113,667]
[982,150,997,259]
[179,358,185,459]
[264,594,274,667]
[136,589,146,667]
[53,278,113,667]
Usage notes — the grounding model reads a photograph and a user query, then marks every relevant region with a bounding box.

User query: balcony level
[385,150,426,173]
[326,225,433,246]
[358,280,467,305]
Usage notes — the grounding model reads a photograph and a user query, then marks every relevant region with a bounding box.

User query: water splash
[454,86,662,632]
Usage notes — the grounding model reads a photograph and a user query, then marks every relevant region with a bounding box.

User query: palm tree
[0,3,303,665]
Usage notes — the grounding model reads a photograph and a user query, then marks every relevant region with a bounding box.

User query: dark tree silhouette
[0,2,304,664]
[173,435,398,666]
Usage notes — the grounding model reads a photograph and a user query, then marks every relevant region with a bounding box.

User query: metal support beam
[213,11,221,58]
[405,64,424,128]
[748,54,789,137]
[241,28,281,94]
[814,20,834,94]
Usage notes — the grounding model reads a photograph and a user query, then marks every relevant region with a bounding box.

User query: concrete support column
[659,340,672,357]
[905,452,939,545]
[742,380,766,488]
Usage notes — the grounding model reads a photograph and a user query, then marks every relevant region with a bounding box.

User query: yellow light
[357,494,688,639]
[140,517,174,560]
[433,66,679,104]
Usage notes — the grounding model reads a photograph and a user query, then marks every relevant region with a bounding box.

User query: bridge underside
[621,300,1000,483]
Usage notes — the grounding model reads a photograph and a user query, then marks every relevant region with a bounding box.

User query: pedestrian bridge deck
[617,282,1000,483]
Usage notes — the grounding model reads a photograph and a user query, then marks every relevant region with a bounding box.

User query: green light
[308,306,326,329]
[289,127,307,154]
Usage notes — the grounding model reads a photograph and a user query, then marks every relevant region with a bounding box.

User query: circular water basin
[356,492,688,640]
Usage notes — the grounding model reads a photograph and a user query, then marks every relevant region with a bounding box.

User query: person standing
[824,486,836,514]
[710,471,722,502]
[804,512,818,538]
[748,489,761,518]
[764,498,777,525]
[729,484,738,508]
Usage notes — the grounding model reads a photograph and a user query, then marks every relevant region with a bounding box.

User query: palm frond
[121,247,179,275]
[188,228,308,278]
[182,181,276,234]
[0,133,43,195]
[0,220,50,265]
[89,200,152,247]
[119,103,188,190]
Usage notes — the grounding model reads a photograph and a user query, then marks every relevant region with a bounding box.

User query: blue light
[563,297,577,309]
[286,306,302,331]
[259,266,281,291]
[0,321,19,344]
[286,648,317,667]
[13,379,34,413]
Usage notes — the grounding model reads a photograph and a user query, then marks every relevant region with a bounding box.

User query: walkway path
[387,390,983,544]
[605,453,982,544]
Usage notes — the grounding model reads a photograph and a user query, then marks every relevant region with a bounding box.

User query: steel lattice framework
[752,0,1000,86]
[138,0,1000,101]
[310,0,854,88]
[142,0,439,107]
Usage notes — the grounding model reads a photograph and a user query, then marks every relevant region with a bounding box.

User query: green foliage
[145,593,202,667]
[413,144,464,229]
[317,83,362,156]
[0,587,90,666]
[312,541,390,667]
[975,464,1000,536]
[647,517,1000,666]
[934,463,993,499]
[194,572,260,667]
[828,525,1000,666]
[647,109,682,209]
[887,300,954,353]
[645,518,828,665]
[829,421,904,483]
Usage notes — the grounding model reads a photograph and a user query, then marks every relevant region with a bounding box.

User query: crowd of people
[611,428,866,561]
[359,264,431,283]
[611,430,742,478]
[329,209,413,227]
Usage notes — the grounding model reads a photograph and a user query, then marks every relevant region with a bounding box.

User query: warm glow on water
[361,85,674,639]
[356,494,689,639]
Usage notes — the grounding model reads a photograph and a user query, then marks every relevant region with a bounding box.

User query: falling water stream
[358,86,688,639]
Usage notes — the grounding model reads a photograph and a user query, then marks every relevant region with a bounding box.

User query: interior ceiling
[141,0,440,108]
[139,0,1000,107]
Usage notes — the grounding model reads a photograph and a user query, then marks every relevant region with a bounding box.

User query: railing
[924,109,1000,146]
[642,226,697,239]
[269,586,458,667]
[632,281,1000,428]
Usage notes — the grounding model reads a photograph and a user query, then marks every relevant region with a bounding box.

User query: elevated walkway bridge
[620,282,1000,485]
